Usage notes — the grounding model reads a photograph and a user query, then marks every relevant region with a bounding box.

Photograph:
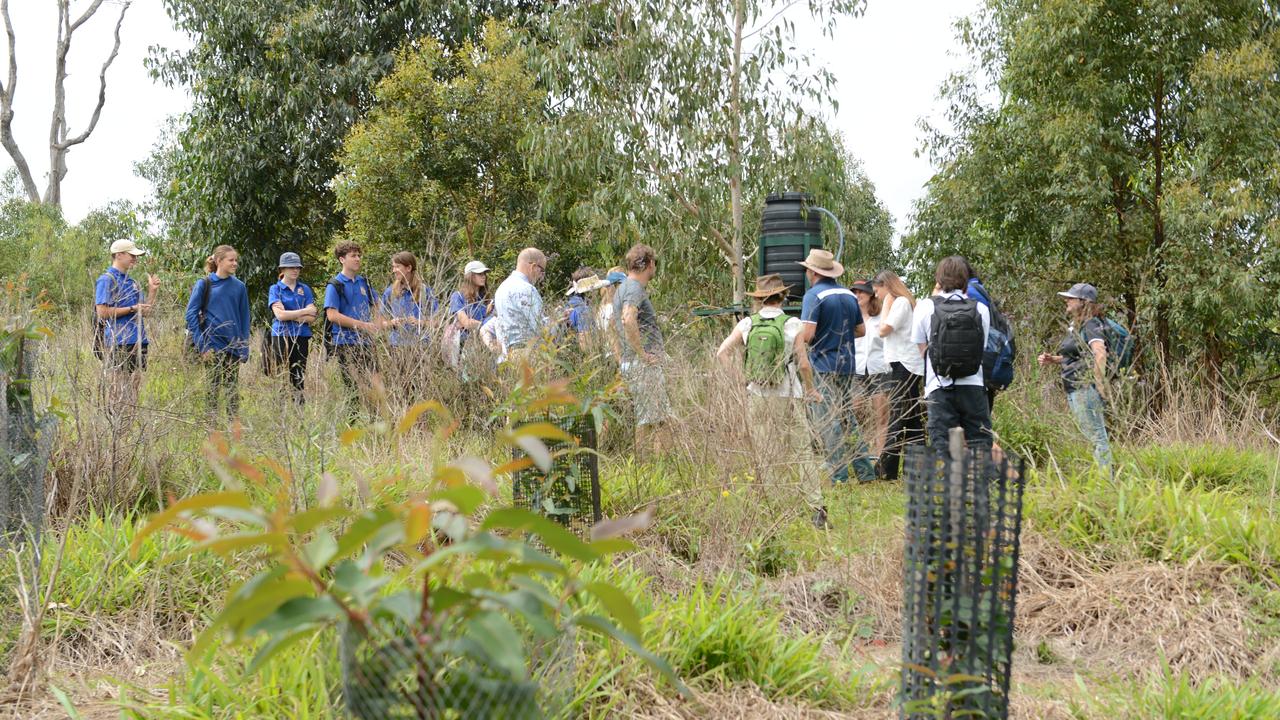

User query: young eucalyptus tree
[528,0,865,304]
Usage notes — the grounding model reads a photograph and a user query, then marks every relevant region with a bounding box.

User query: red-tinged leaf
[396,400,450,436]
[590,508,655,541]
[339,428,365,446]
[512,422,574,442]
[132,491,253,557]
[227,456,264,484]
[436,466,466,488]
[492,457,534,476]
[404,502,432,545]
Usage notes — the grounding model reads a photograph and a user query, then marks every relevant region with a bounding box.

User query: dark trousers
[878,361,925,480]
[334,343,376,411]
[925,384,993,453]
[207,351,241,419]
[283,336,309,399]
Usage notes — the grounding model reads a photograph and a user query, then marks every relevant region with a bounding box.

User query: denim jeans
[808,372,876,482]
[1067,385,1113,468]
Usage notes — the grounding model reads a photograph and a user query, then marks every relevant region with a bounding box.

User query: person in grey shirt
[494,247,548,360]
[613,243,671,451]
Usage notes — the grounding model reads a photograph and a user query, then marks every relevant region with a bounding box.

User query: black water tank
[759,192,822,303]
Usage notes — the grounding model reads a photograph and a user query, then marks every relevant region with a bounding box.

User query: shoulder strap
[200,277,212,312]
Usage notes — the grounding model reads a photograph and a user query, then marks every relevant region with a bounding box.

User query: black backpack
[928,296,985,380]
[92,272,120,361]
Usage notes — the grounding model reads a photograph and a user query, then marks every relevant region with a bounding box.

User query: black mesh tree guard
[1,336,54,550]
[900,433,1027,720]
[511,414,601,537]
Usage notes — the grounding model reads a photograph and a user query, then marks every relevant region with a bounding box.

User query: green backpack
[745,312,790,385]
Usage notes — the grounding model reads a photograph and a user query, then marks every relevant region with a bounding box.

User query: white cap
[464,260,490,275]
[109,239,147,256]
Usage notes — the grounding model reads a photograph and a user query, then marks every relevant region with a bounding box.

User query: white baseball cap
[109,239,147,256]
[464,260,490,274]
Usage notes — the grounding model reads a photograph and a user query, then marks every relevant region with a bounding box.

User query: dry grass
[1016,530,1268,682]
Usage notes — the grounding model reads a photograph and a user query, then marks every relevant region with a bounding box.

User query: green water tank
[758,192,822,303]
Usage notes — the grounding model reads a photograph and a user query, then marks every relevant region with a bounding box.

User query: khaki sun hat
[566,274,609,296]
[109,239,147,256]
[745,273,792,298]
[797,248,843,278]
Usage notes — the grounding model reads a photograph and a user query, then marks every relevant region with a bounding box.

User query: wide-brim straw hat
[745,273,792,298]
[797,248,843,278]
[566,274,609,296]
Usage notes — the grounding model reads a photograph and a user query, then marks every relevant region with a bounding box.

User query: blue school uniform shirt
[268,280,315,338]
[799,277,863,375]
[381,284,439,346]
[94,266,147,347]
[448,290,489,342]
[185,273,251,360]
[324,273,375,346]
[567,294,592,333]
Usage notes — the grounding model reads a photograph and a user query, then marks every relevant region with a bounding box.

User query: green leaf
[467,611,528,681]
[302,531,338,569]
[585,582,642,638]
[430,485,487,515]
[482,507,598,563]
[132,491,254,556]
[574,614,686,695]
[247,596,344,637]
[246,628,316,675]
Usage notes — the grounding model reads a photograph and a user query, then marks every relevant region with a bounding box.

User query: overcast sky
[1,0,981,237]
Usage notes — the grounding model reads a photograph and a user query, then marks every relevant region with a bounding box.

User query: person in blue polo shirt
[268,252,317,403]
[94,239,160,418]
[186,244,251,421]
[381,251,438,347]
[795,249,876,525]
[324,241,383,408]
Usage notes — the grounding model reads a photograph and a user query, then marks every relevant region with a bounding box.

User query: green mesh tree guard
[511,414,601,537]
[900,440,1027,720]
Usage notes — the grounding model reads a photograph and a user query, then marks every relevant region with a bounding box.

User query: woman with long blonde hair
[381,251,437,347]
[872,269,924,480]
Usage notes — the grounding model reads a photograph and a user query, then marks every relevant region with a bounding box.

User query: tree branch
[55,0,129,150]
[0,0,38,202]
[649,158,734,259]
[68,0,108,33]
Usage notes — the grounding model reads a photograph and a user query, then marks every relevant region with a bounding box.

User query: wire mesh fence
[512,413,601,537]
[1,336,54,551]
[900,434,1027,720]
[339,613,578,719]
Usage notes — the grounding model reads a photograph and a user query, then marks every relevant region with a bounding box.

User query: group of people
[94,237,1116,514]
[714,249,1116,526]
[92,239,673,438]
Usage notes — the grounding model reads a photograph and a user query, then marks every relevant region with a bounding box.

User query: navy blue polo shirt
[94,266,147,347]
[324,273,374,346]
[799,278,863,375]
[268,280,315,338]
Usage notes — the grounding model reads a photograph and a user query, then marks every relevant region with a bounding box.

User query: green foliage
[642,578,882,708]
[147,0,539,293]
[1091,670,1280,719]
[1132,442,1280,492]
[334,21,563,281]
[906,0,1280,380]
[526,0,887,304]
[0,185,158,314]
[133,391,680,715]
[1027,465,1280,582]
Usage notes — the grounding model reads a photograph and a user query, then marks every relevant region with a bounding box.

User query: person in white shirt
[852,280,889,460]
[493,247,548,363]
[874,269,926,480]
[911,256,992,452]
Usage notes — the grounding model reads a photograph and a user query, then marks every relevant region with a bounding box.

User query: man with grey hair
[494,247,549,361]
